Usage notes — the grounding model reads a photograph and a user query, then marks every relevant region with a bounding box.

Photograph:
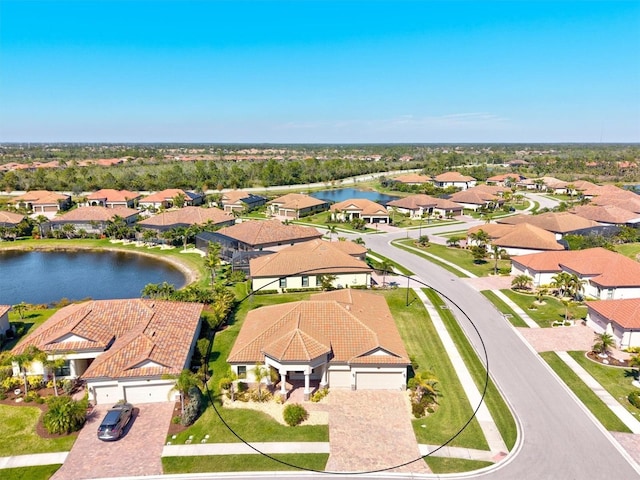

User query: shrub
[283,403,308,426]
[236,381,248,393]
[2,376,21,391]
[27,376,43,390]
[218,377,233,391]
[43,396,87,434]
[172,416,181,424]
[629,391,640,410]
[229,270,246,283]
[24,391,40,403]
[62,379,74,395]
[197,338,210,361]
[0,365,13,382]
[181,386,204,426]
[311,388,329,403]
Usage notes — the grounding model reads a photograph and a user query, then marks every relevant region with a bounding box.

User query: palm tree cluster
[408,370,439,418]
[551,272,585,300]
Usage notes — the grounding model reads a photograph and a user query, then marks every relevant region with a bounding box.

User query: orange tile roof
[571,180,599,191]
[540,177,569,188]
[139,206,233,228]
[330,199,388,216]
[449,189,500,205]
[492,223,564,251]
[221,190,264,204]
[0,210,25,224]
[472,184,511,195]
[0,305,10,318]
[51,206,138,222]
[434,171,476,182]
[586,299,640,329]
[486,173,525,182]
[590,194,640,214]
[495,212,600,233]
[330,240,368,256]
[393,174,432,184]
[570,204,640,224]
[269,193,328,210]
[87,189,140,202]
[228,290,408,365]
[13,300,203,379]
[140,189,198,203]
[13,190,70,205]
[215,219,322,246]
[387,194,438,210]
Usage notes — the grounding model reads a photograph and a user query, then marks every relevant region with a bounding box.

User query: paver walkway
[517,324,594,352]
[52,402,175,480]
[324,390,430,474]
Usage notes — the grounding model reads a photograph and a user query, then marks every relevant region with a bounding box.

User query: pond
[309,188,400,205]
[0,250,187,305]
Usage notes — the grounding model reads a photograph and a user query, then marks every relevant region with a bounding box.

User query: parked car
[97,402,133,441]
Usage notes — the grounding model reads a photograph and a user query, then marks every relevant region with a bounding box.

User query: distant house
[386,194,463,219]
[0,305,10,336]
[468,223,565,256]
[330,199,390,224]
[13,190,71,214]
[538,177,569,194]
[471,184,512,197]
[495,212,601,240]
[448,189,503,211]
[138,206,234,232]
[11,299,203,405]
[139,189,204,210]
[586,299,640,349]
[84,189,141,209]
[570,205,640,226]
[227,289,409,398]
[433,172,477,190]
[48,206,139,235]
[267,193,329,219]
[0,210,25,228]
[486,173,526,187]
[591,193,640,214]
[392,173,432,186]
[250,239,372,292]
[219,191,267,213]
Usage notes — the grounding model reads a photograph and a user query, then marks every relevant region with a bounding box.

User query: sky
[0,0,639,143]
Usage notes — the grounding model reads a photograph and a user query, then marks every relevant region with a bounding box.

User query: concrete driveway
[52,402,176,480]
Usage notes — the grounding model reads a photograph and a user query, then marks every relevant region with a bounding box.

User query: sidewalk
[492,290,539,328]
[0,452,67,469]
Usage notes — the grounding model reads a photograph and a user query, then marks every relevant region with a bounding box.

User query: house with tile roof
[590,193,640,214]
[267,193,329,219]
[495,212,601,239]
[467,223,565,255]
[433,172,477,190]
[538,177,570,194]
[219,190,267,213]
[0,305,10,336]
[570,204,640,226]
[227,289,409,399]
[510,247,640,299]
[84,189,141,209]
[250,239,371,292]
[392,173,433,185]
[13,190,71,214]
[330,199,389,224]
[48,206,139,235]
[12,299,203,405]
[386,194,462,219]
[0,210,25,228]
[139,189,204,210]
[486,173,526,187]
[448,189,503,211]
[138,206,234,232]
[585,298,640,348]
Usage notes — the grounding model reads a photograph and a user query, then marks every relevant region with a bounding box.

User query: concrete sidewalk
[163,442,330,457]
[0,452,67,469]
[492,290,539,328]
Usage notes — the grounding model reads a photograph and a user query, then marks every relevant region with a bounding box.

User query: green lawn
[499,289,587,328]
[367,250,414,276]
[382,290,490,450]
[480,291,528,328]
[4,308,59,351]
[424,289,517,450]
[392,240,469,278]
[162,454,329,473]
[0,405,78,456]
[568,351,640,416]
[614,243,640,260]
[540,352,631,432]
[425,457,493,474]
[1,464,61,480]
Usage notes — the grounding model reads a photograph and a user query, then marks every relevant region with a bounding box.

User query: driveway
[324,390,430,474]
[52,402,176,480]
[516,323,595,352]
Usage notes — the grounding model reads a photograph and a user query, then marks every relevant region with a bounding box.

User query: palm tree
[204,241,222,285]
[511,274,533,291]
[491,244,508,275]
[163,369,200,415]
[42,355,67,396]
[379,258,394,286]
[551,272,573,298]
[12,302,28,320]
[252,363,269,400]
[468,229,490,248]
[411,369,439,405]
[34,215,48,237]
[326,225,337,242]
[61,223,76,239]
[566,274,586,300]
[629,354,640,383]
[10,345,46,395]
[446,235,463,248]
[592,332,615,357]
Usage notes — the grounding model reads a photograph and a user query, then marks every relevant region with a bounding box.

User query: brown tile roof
[13,190,70,205]
[139,206,233,228]
[393,174,432,184]
[330,240,368,256]
[0,305,10,318]
[330,199,388,216]
[228,290,408,365]
[471,184,511,195]
[449,189,500,205]
[590,194,640,214]
[51,206,138,223]
[215,219,322,247]
[492,224,565,251]
[486,173,525,182]
[250,239,371,277]
[0,210,25,224]
[570,204,640,224]
[221,190,255,204]
[540,177,569,189]
[467,224,515,239]
[571,180,599,191]
[87,189,140,202]
[387,194,438,210]
[434,171,476,182]
[495,212,600,233]
[13,300,203,379]
[140,189,198,203]
[269,193,328,210]
[586,298,640,329]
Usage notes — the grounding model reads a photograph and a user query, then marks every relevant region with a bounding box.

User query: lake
[0,250,187,305]
[309,188,400,205]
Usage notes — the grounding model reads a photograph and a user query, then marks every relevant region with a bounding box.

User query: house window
[55,360,71,377]
[237,366,246,379]
[302,276,309,287]
[279,277,287,288]
[607,289,614,299]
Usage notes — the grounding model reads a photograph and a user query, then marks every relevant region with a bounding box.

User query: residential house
[472,184,512,197]
[267,193,329,219]
[227,289,409,399]
[386,194,462,219]
[585,299,640,349]
[0,210,25,228]
[495,212,601,240]
[538,177,569,194]
[11,299,203,405]
[84,189,141,209]
[433,172,477,190]
[570,205,640,226]
[392,173,433,186]
[330,199,390,224]
[590,192,640,214]
[249,239,372,292]
[48,206,139,235]
[486,173,526,187]
[468,223,565,255]
[139,189,204,210]
[138,206,234,233]
[448,189,503,211]
[219,191,267,213]
[13,190,71,214]
[510,247,640,299]
[0,305,10,336]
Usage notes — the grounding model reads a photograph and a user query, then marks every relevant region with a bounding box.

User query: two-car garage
[89,380,177,405]
[328,366,406,391]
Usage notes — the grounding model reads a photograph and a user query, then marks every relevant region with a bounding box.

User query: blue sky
[1,0,639,143]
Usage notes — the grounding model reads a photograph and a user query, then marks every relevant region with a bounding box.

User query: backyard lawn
[499,289,587,328]
[4,308,59,351]
[614,243,640,260]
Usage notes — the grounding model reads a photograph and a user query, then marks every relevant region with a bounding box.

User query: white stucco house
[585,298,640,349]
[12,299,203,405]
[227,289,410,400]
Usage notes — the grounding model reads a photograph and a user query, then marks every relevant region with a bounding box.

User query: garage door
[93,385,121,405]
[124,383,175,404]
[355,372,404,390]
[329,370,351,389]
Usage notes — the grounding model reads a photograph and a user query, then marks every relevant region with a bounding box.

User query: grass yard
[163,454,329,473]
[4,308,59,351]
[424,457,493,474]
[424,289,517,450]
[499,290,587,328]
[367,250,414,276]
[480,291,529,328]
[568,351,640,417]
[382,290,490,451]
[392,240,469,278]
[614,243,640,260]
[1,465,61,480]
[0,405,78,456]
[540,352,631,432]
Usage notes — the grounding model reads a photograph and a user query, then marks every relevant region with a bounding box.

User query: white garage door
[329,370,351,389]
[93,385,121,405]
[124,383,175,404]
[355,372,404,390]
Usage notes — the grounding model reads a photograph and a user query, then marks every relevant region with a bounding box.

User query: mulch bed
[586,350,630,368]
[166,401,188,437]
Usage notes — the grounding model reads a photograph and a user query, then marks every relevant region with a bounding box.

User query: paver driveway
[52,402,176,480]
[324,390,430,474]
